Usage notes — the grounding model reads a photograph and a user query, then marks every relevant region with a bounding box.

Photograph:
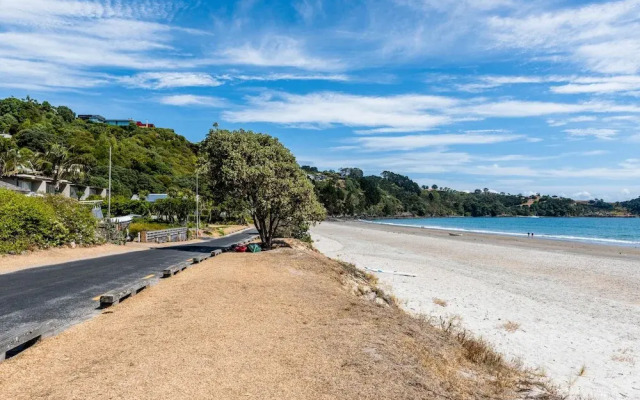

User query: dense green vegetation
[0,97,197,197]
[0,188,99,253]
[202,127,325,247]
[621,197,640,215]
[304,167,639,218]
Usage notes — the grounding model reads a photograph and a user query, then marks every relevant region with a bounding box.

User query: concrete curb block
[192,255,209,264]
[0,322,53,362]
[162,261,190,278]
[210,249,222,257]
[100,278,152,308]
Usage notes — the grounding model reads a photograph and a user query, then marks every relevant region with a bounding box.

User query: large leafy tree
[201,127,325,248]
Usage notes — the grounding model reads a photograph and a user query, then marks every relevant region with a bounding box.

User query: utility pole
[195,171,199,238]
[108,146,112,219]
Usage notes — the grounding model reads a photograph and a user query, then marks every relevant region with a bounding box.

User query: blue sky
[1,0,640,200]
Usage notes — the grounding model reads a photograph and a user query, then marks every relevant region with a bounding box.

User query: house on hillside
[0,180,30,194]
[135,121,155,128]
[77,115,106,123]
[0,174,107,199]
[106,119,132,127]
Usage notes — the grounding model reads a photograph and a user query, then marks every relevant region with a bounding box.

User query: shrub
[0,189,99,253]
[0,189,67,253]
[43,195,99,245]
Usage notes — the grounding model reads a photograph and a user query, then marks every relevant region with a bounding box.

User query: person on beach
[528,232,530,237]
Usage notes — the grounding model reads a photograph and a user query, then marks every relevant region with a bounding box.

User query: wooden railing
[140,227,188,243]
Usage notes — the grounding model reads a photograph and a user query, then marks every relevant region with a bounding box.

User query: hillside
[304,167,639,218]
[0,97,197,197]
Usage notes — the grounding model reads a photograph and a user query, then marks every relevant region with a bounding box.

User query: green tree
[201,127,325,248]
[37,143,85,190]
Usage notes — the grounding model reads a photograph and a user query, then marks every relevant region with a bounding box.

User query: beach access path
[0,228,258,341]
[311,220,640,400]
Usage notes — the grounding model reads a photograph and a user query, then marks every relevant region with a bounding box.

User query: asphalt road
[0,229,258,339]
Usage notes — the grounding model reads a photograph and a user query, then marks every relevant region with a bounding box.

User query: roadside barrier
[0,322,53,362]
[162,261,190,278]
[99,277,153,308]
[141,227,188,243]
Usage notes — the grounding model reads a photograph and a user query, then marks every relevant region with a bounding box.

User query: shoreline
[311,220,640,399]
[360,219,640,248]
[341,219,640,260]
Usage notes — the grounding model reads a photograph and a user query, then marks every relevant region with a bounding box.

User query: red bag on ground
[235,245,247,252]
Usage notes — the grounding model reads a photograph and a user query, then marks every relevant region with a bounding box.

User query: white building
[0,174,107,199]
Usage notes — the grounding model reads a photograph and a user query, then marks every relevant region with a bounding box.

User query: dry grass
[333,258,562,399]
[501,321,521,333]
[433,298,448,307]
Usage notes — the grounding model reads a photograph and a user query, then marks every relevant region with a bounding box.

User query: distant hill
[0,97,197,197]
[303,167,639,218]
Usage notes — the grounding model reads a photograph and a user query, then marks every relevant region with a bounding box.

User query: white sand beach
[311,221,640,399]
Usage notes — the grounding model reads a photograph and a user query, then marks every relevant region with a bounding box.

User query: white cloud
[0,0,204,90]
[121,72,223,89]
[217,36,342,71]
[223,92,456,131]
[159,95,226,107]
[572,191,593,200]
[353,133,523,151]
[488,0,640,73]
[564,128,618,140]
[232,73,349,82]
[551,75,640,94]
[0,57,107,90]
[547,115,598,127]
[456,75,569,92]
[223,90,640,133]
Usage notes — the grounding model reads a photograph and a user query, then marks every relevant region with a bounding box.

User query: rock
[69,241,76,249]
[375,297,387,306]
[364,292,377,301]
[358,285,372,295]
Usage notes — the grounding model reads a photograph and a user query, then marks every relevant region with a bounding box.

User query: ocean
[369,217,640,247]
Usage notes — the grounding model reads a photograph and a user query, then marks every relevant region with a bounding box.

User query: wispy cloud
[217,36,343,71]
[121,72,223,89]
[353,133,523,151]
[159,95,226,107]
[223,90,640,132]
[551,75,640,94]
[488,0,640,74]
[564,128,618,140]
[223,92,457,132]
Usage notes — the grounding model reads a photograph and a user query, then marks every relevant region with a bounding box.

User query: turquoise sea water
[369,217,640,247]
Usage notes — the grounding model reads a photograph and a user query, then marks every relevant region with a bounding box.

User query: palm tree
[37,143,85,191]
[0,147,37,176]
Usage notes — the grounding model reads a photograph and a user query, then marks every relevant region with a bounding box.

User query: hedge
[0,188,100,254]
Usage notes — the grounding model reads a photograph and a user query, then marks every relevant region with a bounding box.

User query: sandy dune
[311,221,640,399]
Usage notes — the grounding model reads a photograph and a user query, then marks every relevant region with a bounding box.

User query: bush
[43,195,99,245]
[0,189,99,254]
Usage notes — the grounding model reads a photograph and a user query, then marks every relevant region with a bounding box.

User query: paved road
[0,229,258,339]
